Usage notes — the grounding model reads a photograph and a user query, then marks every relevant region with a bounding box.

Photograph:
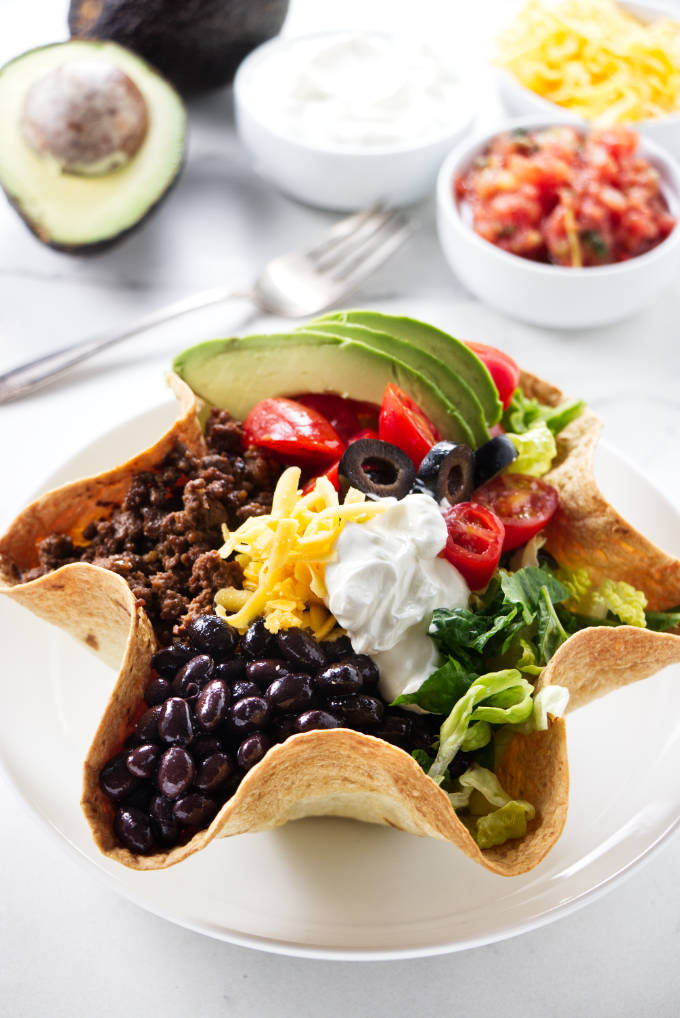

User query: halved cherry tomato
[465,341,520,410]
[302,428,379,494]
[473,473,558,552]
[378,383,440,468]
[292,394,379,443]
[440,502,505,590]
[244,397,344,465]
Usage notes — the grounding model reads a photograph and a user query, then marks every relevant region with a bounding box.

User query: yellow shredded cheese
[498,0,680,124]
[214,467,388,636]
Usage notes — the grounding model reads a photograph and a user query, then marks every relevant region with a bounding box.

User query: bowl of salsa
[436,118,680,328]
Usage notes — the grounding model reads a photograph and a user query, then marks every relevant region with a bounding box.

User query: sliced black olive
[338,438,415,500]
[473,435,518,489]
[413,441,474,505]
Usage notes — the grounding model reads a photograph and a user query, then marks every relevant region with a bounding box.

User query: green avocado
[297,320,488,447]
[172,331,475,443]
[314,311,502,427]
[0,40,186,252]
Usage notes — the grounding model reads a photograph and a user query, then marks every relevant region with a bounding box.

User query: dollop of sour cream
[242,32,465,151]
[324,494,469,703]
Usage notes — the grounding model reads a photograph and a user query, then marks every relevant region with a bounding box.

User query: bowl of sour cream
[233,31,475,210]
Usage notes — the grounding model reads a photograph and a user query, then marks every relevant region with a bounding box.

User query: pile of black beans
[100,614,441,855]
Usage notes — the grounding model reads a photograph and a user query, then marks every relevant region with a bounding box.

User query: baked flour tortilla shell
[1,371,679,874]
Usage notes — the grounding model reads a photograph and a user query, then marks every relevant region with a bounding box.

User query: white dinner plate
[1,400,679,960]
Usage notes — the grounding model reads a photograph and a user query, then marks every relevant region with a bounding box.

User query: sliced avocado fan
[314,311,502,428]
[297,320,489,447]
[172,331,476,445]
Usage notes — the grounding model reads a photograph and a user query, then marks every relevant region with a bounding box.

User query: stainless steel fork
[0,206,413,404]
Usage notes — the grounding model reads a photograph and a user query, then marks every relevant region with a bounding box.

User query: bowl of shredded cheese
[496,1,680,156]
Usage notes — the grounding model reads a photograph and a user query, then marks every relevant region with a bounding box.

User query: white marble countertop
[1,1,679,1014]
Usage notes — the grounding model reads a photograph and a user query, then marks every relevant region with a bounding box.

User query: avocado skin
[68,0,290,92]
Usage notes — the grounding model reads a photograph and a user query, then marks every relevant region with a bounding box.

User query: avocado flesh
[298,321,488,447]
[172,332,475,444]
[315,311,502,427]
[0,41,185,250]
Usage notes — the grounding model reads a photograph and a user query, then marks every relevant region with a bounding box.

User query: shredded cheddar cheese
[498,0,680,125]
[214,467,388,636]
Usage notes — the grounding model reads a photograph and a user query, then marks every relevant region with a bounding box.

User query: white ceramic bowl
[436,117,680,329]
[496,2,680,159]
[233,32,475,211]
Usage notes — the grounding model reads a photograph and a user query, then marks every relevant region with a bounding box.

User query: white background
[1,1,679,1014]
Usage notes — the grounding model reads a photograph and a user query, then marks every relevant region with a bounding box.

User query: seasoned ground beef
[23,410,279,644]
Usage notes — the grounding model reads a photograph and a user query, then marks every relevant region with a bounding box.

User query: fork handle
[0,285,254,405]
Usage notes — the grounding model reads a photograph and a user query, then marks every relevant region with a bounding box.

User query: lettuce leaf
[502,388,585,436]
[447,764,536,847]
[506,421,557,477]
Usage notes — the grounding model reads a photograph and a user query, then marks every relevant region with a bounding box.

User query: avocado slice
[69,0,290,92]
[0,41,186,251]
[315,311,502,427]
[297,320,489,447]
[172,331,475,444]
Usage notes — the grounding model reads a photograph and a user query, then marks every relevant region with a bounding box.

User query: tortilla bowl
[1,372,679,875]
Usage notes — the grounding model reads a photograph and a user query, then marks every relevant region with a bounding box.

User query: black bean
[151,643,194,677]
[100,753,139,802]
[126,743,159,779]
[327,694,384,728]
[242,618,277,658]
[410,715,440,751]
[191,735,223,760]
[215,659,245,682]
[315,662,363,695]
[194,751,234,794]
[144,676,173,706]
[157,697,194,746]
[150,794,179,846]
[122,784,154,812]
[195,679,230,730]
[371,715,414,748]
[343,654,380,687]
[187,614,238,657]
[230,679,261,701]
[228,696,270,735]
[123,731,144,750]
[276,628,326,671]
[269,714,298,743]
[320,635,354,661]
[265,673,315,712]
[157,746,195,799]
[295,710,341,732]
[172,654,214,695]
[237,732,271,771]
[135,704,162,743]
[114,806,154,854]
[245,658,289,687]
[173,793,218,827]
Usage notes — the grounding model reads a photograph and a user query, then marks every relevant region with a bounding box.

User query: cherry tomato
[378,383,441,468]
[473,473,559,552]
[465,341,520,410]
[244,397,344,465]
[292,393,379,444]
[440,502,505,590]
[302,428,379,494]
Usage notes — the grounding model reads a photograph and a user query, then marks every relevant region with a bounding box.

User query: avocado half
[69,0,290,92]
[0,40,186,252]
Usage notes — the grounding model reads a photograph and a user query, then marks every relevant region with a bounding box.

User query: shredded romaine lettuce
[447,764,536,847]
[557,567,648,627]
[506,421,557,476]
[428,669,534,781]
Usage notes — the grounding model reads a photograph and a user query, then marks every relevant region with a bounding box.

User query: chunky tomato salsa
[455,125,676,267]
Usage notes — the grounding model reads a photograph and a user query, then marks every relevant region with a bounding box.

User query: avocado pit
[21,58,148,175]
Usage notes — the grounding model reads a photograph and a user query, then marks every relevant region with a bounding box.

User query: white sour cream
[324,494,469,703]
[242,32,465,151]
